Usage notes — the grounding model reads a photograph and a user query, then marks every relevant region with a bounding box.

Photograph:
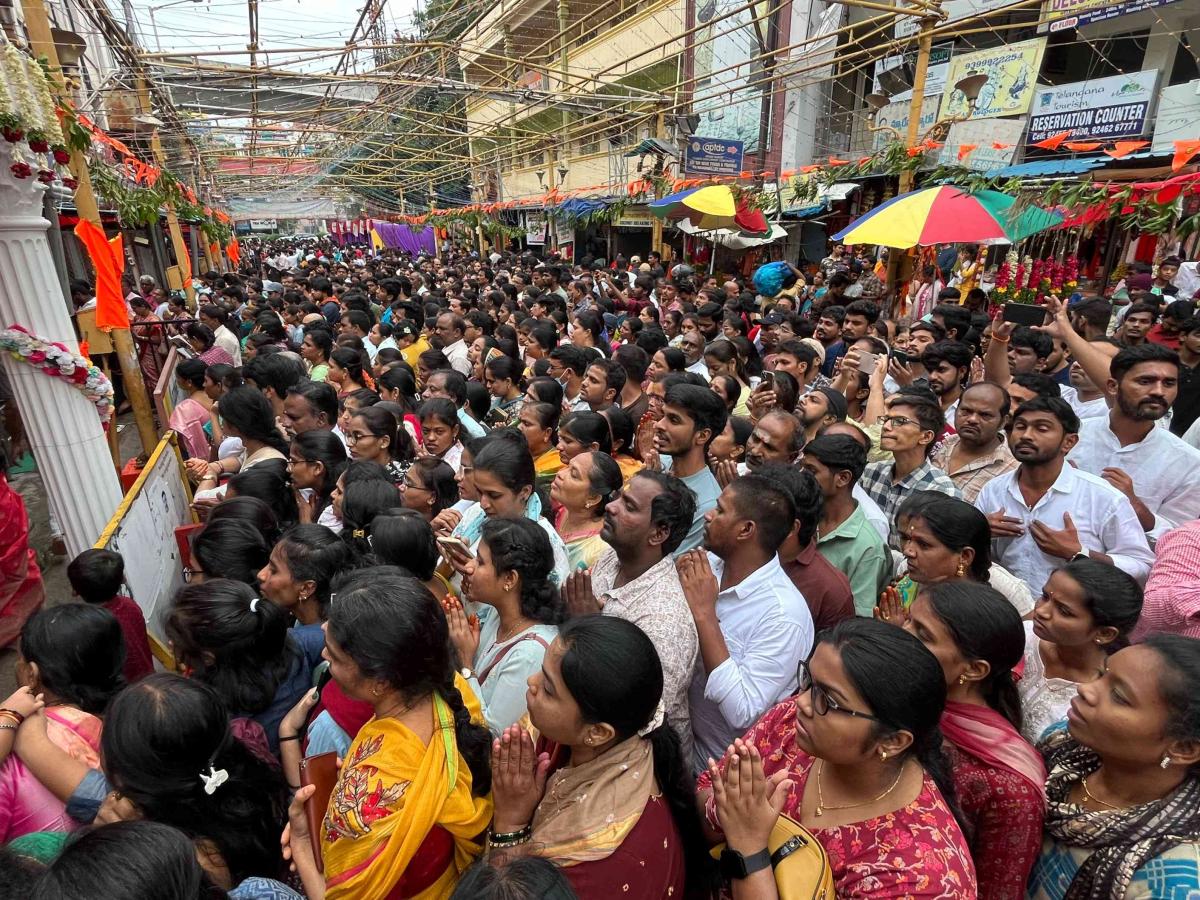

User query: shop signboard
[684,136,745,176]
[1027,71,1158,143]
[940,38,1047,122]
[247,218,278,232]
[871,93,939,151]
[873,44,953,102]
[938,118,1027,171]
[1040,0,1183,33]
[1151,80,1200,153]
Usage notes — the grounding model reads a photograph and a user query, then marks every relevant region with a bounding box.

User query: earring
[1161,755,1172,769]
[956,561,966,578]
[957,675,966,685]
[372,685,381,697]
[879,750,888,760]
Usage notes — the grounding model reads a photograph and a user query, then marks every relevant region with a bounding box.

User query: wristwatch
[719,847,771,880]
[460,666,476,681]
[1070,550,1090,562]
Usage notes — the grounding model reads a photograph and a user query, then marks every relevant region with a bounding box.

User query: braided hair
[479,518,564,625]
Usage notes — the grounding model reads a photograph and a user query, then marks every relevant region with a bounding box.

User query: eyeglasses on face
[182,566,196,583]
[345,432,377,445]
[877,414,918,429]
[796,659,889,725]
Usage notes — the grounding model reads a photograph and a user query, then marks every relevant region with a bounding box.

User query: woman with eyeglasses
[697,617,976,898]
[287,429,348,526]
[901,581,1046,900]
[345,404,416,486]
[399,457,459,522]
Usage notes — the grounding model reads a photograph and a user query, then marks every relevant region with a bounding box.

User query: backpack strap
[477,633,551,685]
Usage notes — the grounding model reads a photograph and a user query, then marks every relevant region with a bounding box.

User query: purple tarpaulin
[370,220,437,255]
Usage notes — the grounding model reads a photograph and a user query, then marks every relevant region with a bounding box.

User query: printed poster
[939,38,1048,122]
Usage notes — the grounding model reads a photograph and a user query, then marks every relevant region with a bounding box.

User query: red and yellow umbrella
[650,184,768,234]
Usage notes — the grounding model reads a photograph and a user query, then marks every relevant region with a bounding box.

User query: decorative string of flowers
[0,40,69,183]
[0,325,114,428]
[991,251,1081,307]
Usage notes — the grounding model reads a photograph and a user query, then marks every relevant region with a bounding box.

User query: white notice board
[94,432,197,663]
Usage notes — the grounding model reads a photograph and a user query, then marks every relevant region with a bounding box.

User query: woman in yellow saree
[283,567,493,900]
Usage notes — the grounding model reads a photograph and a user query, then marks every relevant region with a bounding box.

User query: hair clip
[352,529,366,538]
[199,765,229,795]
[250,598,260,613]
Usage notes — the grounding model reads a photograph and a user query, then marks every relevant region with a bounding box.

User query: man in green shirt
[801,434,892,616]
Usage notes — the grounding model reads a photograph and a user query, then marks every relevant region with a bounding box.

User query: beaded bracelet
[488,825,532,847]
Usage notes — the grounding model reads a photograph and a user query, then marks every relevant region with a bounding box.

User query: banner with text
[1040,0,1182,33]
[1028,71,1158,143]
[684,137,746,176]
[940,38,1047,122]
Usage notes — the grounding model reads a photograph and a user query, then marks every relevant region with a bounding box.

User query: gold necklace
[814,759,907,817]
[1080,775,1123,811]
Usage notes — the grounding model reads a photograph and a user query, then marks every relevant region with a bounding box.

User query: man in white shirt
[680,331,710,381]
[678,474,815,772]
[199,303,242,366]
[976,396,1154,594]
[1067,343,1200,541]
[433,312,471,376]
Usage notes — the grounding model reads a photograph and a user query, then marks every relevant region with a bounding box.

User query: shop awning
[761,181,860,217]
[987,151,1168,179]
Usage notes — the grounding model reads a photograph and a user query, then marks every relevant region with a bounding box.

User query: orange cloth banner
[226,238,240,268]
[1172,140,1200,173]
[73,220,128,330]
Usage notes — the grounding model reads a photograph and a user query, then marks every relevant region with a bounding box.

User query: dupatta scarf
[322,688,492,900]
[530,735,657,866]
[1042,732,1200,900]
[941,700,1046,801]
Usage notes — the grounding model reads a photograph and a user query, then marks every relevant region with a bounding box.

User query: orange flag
[1104,140,1149,159]
[73,219,128,330]
[226,238,241,268]
[1033,130,1072,150]
[1171,140,1200,173]
[1064,141,1102,152]
[991,141,1013,150]
[828,157,849,166]
[958,144,979,161]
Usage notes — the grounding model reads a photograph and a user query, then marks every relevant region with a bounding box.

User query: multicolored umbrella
[833,186,1063,248]
[650,184,768,234]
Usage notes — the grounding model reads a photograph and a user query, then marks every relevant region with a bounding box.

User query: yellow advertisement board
[939,38,1047,121]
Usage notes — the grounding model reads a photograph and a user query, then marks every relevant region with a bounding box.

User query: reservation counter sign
[1027,71,1159,144]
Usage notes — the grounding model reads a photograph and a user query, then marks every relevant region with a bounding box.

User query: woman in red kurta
[698,618,976,899]
[490,616,708,900]
[900,582,1046,900]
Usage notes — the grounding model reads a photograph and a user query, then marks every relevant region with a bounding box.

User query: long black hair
[101,674,286,884]
[20,606,125,715]
[921,581,1025,731]
[822,617,966,832]
[341,479,404,561]
[898,492,992,582]
[367,509,439,581]
[189,518,270,587]
[1058,557,1144,650]
[175,357,208,393]
[331,346,367,386]
[351,404,415,464]
[1145,633,1200,747]
[290,429,348,514]
[557,616,712,888]
[274,524,352,619]
[473,437,537,508]
[204,497,280,547]
[227,458,298,527]
[326,567,491,794]
[559,411,613,455]
[165,579,296,720]
[217,386,288,455]
[479,518,564,625]
[30,821,227,900]
[408,457,459,517]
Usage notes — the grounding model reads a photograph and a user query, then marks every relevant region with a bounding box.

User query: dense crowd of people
[3,237,1200,899]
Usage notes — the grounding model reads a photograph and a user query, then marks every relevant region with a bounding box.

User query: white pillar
[0,172,123,556]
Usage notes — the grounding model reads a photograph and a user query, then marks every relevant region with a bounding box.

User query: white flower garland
[0,324,115,427]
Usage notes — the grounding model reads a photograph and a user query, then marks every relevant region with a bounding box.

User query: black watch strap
[720,847,772,879]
